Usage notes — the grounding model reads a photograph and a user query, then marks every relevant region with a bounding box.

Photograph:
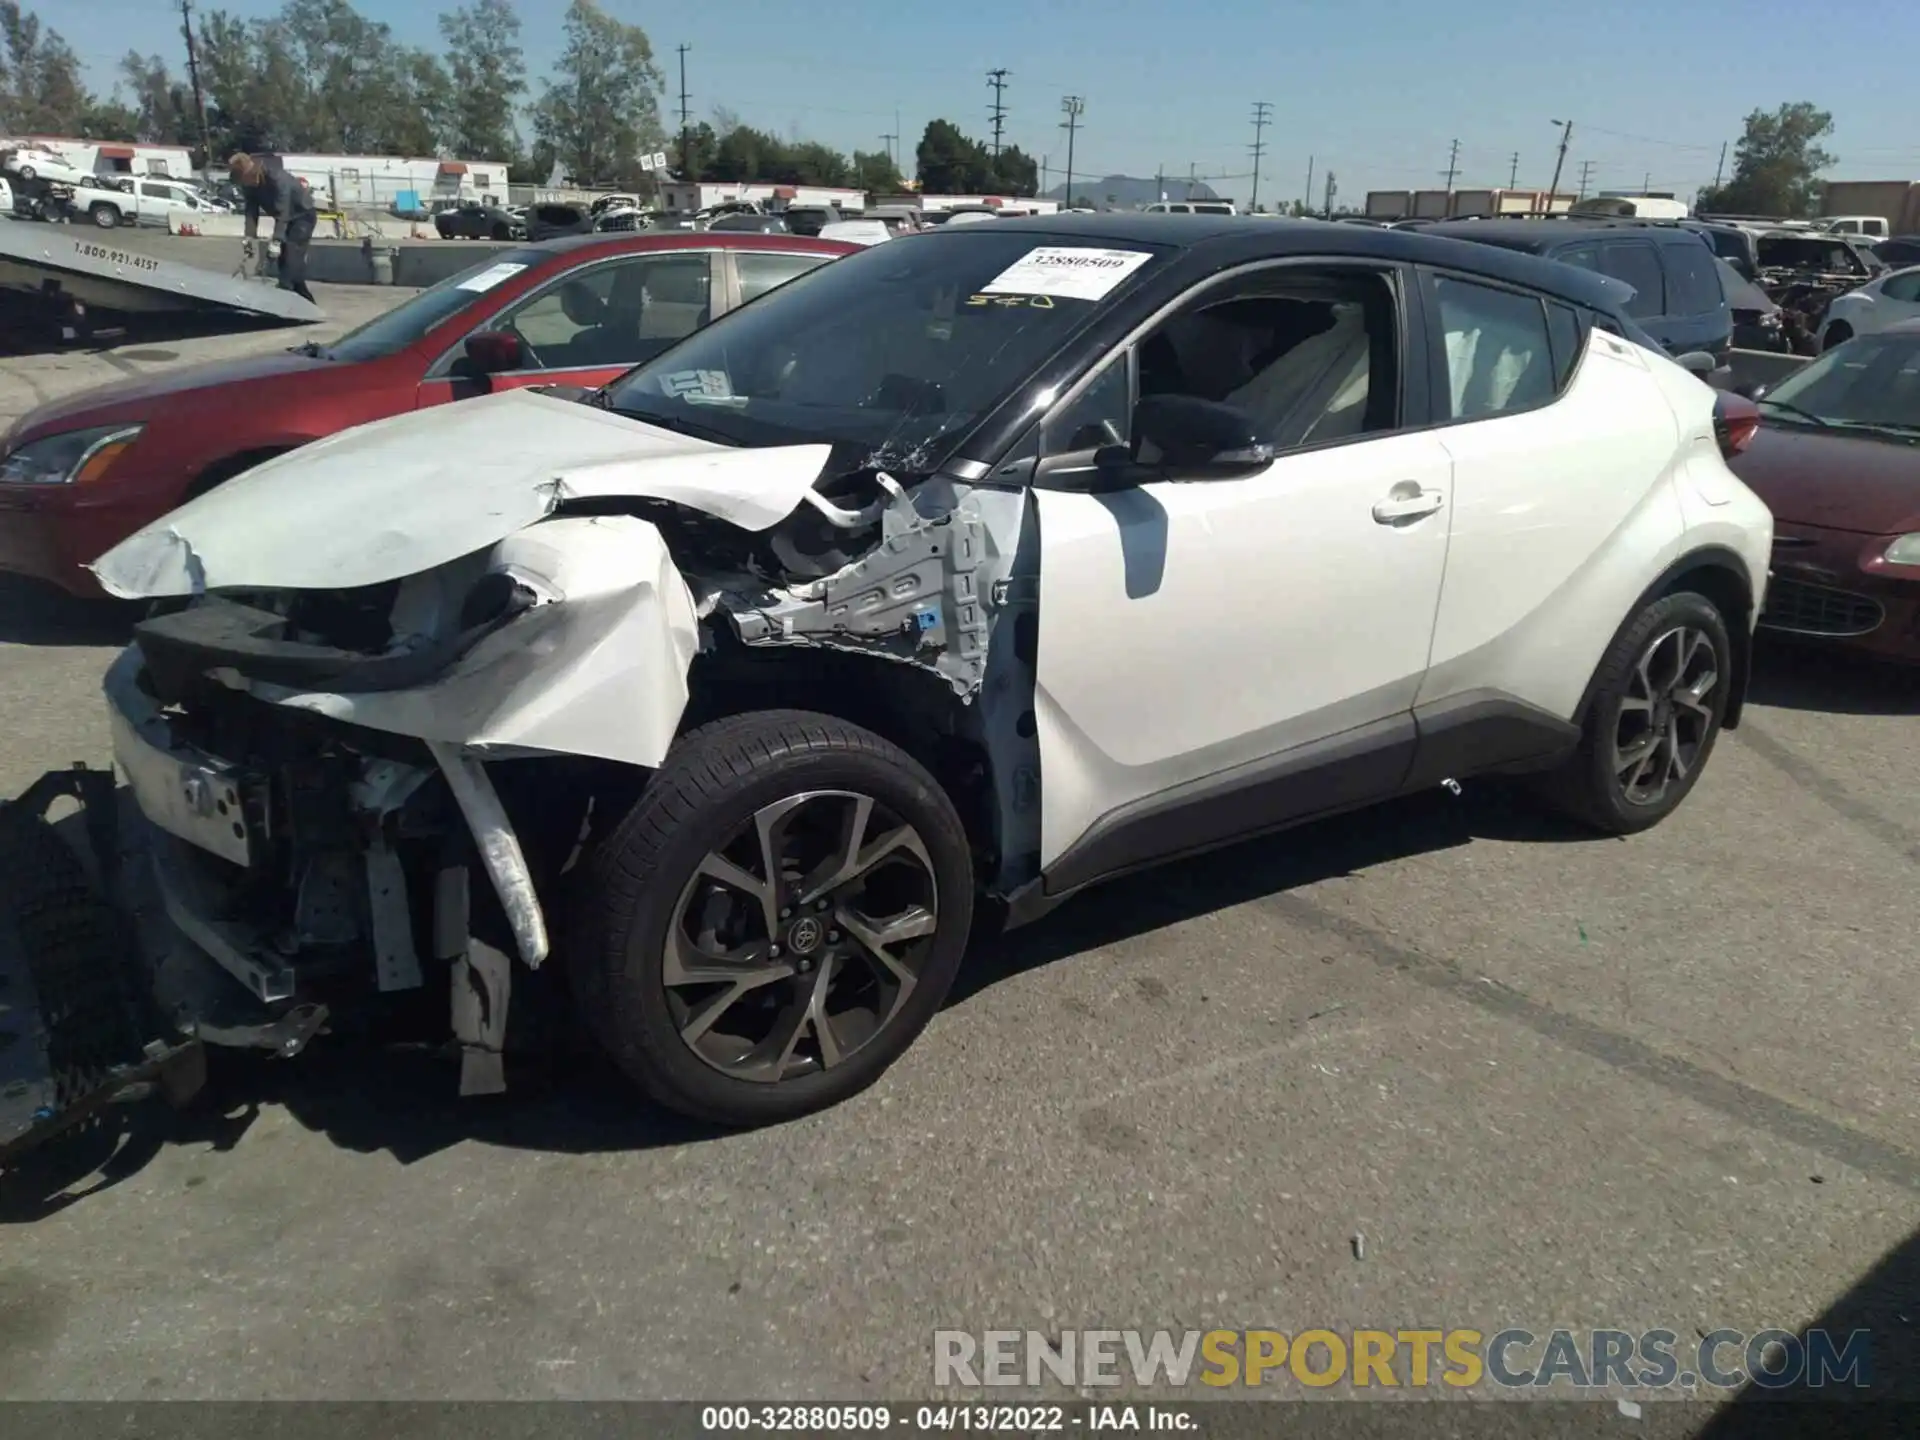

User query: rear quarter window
[1598,241,1665,319]
[1662,241,1725,317]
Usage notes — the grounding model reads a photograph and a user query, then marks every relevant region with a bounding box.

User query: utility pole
[880,131,897,173]
[178,0,213,178]
[1186,161,1197,201]
[1040,154,1050,196]
[1641,169,1652,195]
[1304,154,1313,216]
[987,69,1010,157]
[1508,151,1520,188]
[1442,137,1460,193]
[1576,159,1595,199]
[1712,140,1728,191]
[675,44,693,177]
[1546,118,1573,205]
[1248,100,1272,211]
[1060,96,1084,206]
[1155,163,1164,203]
[1323,169,1337,220]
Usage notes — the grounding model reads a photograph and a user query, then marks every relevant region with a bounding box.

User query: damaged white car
[47,216,1772,1128]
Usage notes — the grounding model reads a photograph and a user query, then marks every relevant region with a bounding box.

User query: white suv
[92,216,1772,1125]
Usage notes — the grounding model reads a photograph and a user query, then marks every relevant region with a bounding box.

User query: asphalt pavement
[1,298,1918,1413]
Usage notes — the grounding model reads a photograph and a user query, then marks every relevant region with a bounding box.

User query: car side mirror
[463,330,523,375]
[1674,350,1718,377]
[1129,394,1274,472]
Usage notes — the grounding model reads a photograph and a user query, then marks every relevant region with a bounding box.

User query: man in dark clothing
[229,151,317,302]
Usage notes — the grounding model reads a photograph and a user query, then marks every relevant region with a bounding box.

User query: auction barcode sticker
[980,246,1154,302]
[457,261,530,293]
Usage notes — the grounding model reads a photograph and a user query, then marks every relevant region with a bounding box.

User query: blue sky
[69,0,1920,202]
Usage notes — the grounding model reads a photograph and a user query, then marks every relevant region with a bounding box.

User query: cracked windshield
[1,0,1917,1434]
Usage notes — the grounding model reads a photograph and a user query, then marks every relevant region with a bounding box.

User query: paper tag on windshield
[456,262,529,293]
[980,247,1152,302]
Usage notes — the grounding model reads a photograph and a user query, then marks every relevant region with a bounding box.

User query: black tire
[571,710,973,1126]
[89,202,118,229]
[1537,591,1733,835]
[490,222,510,240]
[1822,321,1853,351]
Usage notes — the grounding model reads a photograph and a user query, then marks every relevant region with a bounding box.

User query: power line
[1248,101,1272,211]
[986,69,1009,157]
[675,44,692,177]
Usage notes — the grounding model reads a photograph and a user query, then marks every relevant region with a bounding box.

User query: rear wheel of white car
[572,710,974,1126]
[89,203,117,229]
[1822,321,1853,351]
[1540,592,1733,835]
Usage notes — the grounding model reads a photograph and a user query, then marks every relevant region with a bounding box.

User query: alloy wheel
[662,789,940,1084]
[1611,625,1719,808]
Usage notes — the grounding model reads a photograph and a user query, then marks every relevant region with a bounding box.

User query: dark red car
[1731,318,1920,662]
[0,231,854,597]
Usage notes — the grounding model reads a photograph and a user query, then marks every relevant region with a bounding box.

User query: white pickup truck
[76,176,231,230]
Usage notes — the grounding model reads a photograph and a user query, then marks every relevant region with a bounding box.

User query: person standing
[228,151,317,303]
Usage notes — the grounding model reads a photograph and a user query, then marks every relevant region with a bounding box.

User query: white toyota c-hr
[89,215,1774,1125]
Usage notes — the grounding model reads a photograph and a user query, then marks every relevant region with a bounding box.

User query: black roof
[945,212,1631,313]
[1418,218,1715,251]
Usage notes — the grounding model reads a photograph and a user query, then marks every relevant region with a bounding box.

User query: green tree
[196,10,303,152]
[915,118,991,193]
[439,0,524,161]
[852,147,902,195]
[116,52,199,146]
[532,0,664,187]
[0,2,91,134]
[1696,102,1836,219]
[988,143,1038,197]
[77,97,140,141]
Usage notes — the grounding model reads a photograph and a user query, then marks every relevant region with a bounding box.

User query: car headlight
[0,423,143,485]
[1884,533,1920,566]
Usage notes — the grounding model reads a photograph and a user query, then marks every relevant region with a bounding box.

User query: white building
[14,136,194,179]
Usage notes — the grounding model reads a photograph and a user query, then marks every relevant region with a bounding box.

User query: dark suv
[1422,219,1733,366]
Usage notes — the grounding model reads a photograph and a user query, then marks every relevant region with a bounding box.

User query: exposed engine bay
[83,405,1042,1100]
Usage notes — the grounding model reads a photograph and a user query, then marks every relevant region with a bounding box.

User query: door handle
[1372,485,1446,524]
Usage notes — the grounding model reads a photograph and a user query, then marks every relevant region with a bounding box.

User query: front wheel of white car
[571,710,974,1126]
[1539,592,1733,835]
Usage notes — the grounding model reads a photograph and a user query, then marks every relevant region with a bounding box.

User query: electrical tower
[881,130,898,172]
[987,69,1010,157]
[178,0,213,175]
[1248,101,1272,211]
[1060,96,1084,206]
[676,45,693,177]
[1508,152,1519,188]
[1442,138,1460,192]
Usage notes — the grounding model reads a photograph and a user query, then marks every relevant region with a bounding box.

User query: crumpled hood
[89,389,833,598]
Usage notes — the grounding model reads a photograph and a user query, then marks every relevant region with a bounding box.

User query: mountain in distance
[1041,173,1223,209]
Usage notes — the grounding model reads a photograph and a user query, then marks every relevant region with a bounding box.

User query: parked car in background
[0,232,854,596]
[779,205,843,237]
[1144,200,1238,216]
[0,143,88,187]
[1817,265,1920,351]
[436,200,526,240]
[1873,236,1920,269]
[73,175,228,229]
[1422,219,1734,367]
[525,202,593,242]
[82,214,1770,1125]
[1729,320,1920,664]
[1716,258,1790,352]
[1819,215,1890,239]
[1682,220,1761,281]
[818,218,892,245]
[706,212,790,234]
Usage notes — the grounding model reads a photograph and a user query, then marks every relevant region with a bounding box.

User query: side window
[1600,242,1665,318]
[140,182,170,200]
[1546,302,1586,390]
[737,251,833,305]
[1138,271,1388,450]
[1042,354,1132,455]
[1554,243,1602,274]
[1434,276,1556,420]
[492,252,713,371]
[1663,242,1723,317]
[1882,271,1920,304]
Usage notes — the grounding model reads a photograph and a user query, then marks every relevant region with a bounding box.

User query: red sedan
[0,231,854,597]
[1730,318,1920,663]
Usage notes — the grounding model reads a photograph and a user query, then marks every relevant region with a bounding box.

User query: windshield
[1760,332,1920,431]
[602,229,1169,464]
[323,249,548,362]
